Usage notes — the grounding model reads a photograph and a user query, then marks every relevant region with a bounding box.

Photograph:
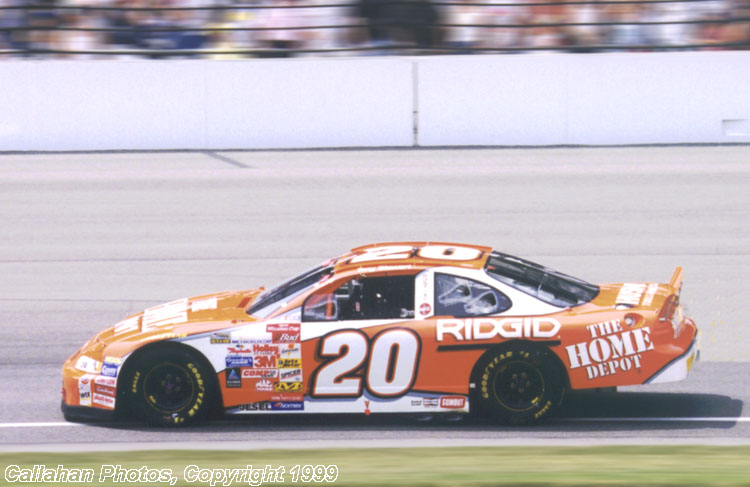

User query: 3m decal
[565,321,655,379]
[254,355,277,368]
[311,328,421,398]
[436,318,561,341]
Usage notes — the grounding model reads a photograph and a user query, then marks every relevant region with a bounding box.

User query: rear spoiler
[669,266,683,292]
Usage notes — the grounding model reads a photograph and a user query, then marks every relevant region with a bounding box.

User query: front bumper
[61,400,114,422]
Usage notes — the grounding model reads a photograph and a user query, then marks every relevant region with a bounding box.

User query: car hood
[73,288,265,361]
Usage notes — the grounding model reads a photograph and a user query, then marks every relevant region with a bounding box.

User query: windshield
[485,252,599,307]
[248,265,334,318]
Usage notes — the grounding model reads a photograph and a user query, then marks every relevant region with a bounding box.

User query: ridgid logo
[436,318,561,341]
[565,320,654,379]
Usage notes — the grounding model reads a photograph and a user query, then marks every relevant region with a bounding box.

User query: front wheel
[126,348,213,426]
[476,345,564,425]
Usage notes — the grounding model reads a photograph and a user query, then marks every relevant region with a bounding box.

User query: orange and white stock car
[62,242,699,425]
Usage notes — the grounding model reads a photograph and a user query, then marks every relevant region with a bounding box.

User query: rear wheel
[476,344,564,425]
[126,348,213,426]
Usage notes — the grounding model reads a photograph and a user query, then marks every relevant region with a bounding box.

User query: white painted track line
[2,417,750,429]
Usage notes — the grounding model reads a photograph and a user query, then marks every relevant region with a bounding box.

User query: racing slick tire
[123,347,214,426]
[475,344,564,425]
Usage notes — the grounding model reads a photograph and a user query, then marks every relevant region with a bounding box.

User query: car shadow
[92,391,744,432]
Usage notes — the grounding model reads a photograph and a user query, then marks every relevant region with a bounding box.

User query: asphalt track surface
[1,146,749,449]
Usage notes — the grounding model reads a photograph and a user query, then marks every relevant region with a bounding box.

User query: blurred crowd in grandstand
[0,0,748,57]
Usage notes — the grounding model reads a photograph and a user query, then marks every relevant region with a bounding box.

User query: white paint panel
[204,58,414,149]
[566,52,750,144]
[419,52,750,146]
[0,61,207,151]
[417,54,568,146]
[0,58,413,151]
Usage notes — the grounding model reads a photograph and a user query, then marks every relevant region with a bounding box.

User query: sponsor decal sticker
[565,320,654,380]
[191,297,217,312]
[225,367,242,388]
[253,355,277,368]
[280,368,302,382]
[74,355,101,374]
[253,344,278,356]
[279,344,301,358]
[277,358,302,369]
[254,379,275,392]
[642,283,659,307]
[93,384,116,396]
[419,303,432,316]
[227,344,253,354]
[274,381,303,392]
[268,323,301,343]
[210,332,231,344]
[100,363,119,378]
[242,368,278,379]
[616,283,647,306]
[271,393,304,402]
[103,356,122,366]
[78,375,93,406]
[237,401,272,411]
[94,376,116,387]
[423,398,439,408]
[440,396,466,409]
[92,392,115,408]
[226,355,253,367]
[436,318,561,341]
[271,401,304,411]
[113,315,140,335]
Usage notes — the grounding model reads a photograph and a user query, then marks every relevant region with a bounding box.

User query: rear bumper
[61,400,114,422]
[646,329,700,384]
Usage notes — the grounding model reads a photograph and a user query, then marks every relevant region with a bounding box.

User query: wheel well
[468,340,571,402]
[116,341,223,418]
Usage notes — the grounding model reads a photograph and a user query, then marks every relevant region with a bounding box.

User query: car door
[300,271,424,413]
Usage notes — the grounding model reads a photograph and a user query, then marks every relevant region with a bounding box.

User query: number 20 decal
[311,328,421,398]
[350,244,482,264]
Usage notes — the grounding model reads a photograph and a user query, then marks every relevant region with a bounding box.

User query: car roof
[333,241,493,274]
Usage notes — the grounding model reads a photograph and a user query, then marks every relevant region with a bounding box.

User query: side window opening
[435,273,511,317]
[303,275,415,322]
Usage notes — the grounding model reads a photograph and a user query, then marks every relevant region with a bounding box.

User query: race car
[62,242,699,425]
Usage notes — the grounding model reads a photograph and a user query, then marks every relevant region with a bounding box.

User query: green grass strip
[2,446,750,487]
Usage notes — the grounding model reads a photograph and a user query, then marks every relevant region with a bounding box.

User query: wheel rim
[143,362,195,413]
[493,360,544,412]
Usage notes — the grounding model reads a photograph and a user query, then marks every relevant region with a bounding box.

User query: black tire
[125,347,213,426]
[476,344,564,425]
